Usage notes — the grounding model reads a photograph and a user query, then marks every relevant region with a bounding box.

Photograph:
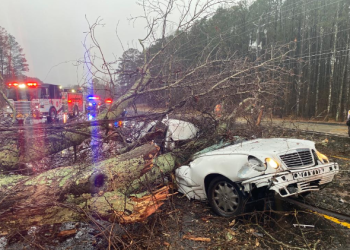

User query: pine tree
[116,48,143,92]
[0,26,28,81]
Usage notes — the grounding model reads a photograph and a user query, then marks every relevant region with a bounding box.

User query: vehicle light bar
[88,96,100,100]
[7,82,38,88]
[26,82,38,87]
[7,82,19,87]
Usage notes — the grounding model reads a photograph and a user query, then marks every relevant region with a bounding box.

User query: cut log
[0,144,176,233]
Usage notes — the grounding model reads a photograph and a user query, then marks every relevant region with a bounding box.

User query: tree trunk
[315,27,324,117]
[305,19,312,118]
[0,144,176,233]
[0,73,16,121]
[336,34,349,121]
[327,2,340,118]
[296,0,306,117]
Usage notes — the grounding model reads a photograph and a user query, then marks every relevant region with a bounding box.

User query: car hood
[194,138,315,159]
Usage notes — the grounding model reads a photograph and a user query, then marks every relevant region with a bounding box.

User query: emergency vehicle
[4,80,84,123]
[62,90,84,119]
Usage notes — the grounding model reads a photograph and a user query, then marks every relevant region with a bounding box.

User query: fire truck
[4,80,84,123]
[62,90,84,119]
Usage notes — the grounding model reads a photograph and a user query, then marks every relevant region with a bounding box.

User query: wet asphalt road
[263,119,349,137]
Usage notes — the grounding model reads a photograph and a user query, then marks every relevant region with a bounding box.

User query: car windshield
[192,137,247,159]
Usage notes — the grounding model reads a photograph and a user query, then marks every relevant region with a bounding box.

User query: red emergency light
[8,82,19,87]
[7,82,38,88]
[26,82,38,87]
[68,99,72,103]
[105,98,113,104]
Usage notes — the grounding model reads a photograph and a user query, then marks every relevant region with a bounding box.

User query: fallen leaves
[321,138,329,146]
[57,229,77,237]
[229,219,236,227]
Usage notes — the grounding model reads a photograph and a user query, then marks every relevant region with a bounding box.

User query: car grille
[279,149,314,168]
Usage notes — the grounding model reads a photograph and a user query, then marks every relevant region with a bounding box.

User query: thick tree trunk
[0,144,176,233]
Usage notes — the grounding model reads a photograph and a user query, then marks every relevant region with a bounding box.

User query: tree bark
[0,144,176,233]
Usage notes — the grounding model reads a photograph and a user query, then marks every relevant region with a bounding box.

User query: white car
[125,118,199,151]
[175,138,339,217]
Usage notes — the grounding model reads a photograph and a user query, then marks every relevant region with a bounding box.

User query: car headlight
[248,156,266,171]
[89,102,93,106]
[265,158,279,169]
[316,150,329,163]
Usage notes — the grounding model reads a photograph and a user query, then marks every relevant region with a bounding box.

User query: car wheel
[47,107,57,123]
[208,176,244,217]
[73,106,79,117]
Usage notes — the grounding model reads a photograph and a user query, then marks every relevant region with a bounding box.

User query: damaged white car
[125,118,199,151]
[175,138,339,217]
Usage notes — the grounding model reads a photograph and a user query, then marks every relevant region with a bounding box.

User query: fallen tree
[0,143,176,234]
[0,1,296,243]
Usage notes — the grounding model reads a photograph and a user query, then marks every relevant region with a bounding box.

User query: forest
[1,0,350,121]
[117,0,350,121]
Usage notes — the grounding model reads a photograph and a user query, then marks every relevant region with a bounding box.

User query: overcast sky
[0,0,147,87]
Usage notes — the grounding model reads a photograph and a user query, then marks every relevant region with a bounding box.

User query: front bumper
[242,163,339,197]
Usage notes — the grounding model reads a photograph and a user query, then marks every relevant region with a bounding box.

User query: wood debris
[57,229,77,237]
[115,186,172,223]
[183,234,211,242]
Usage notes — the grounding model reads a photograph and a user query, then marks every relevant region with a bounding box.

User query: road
[264,119,349,137]
[2,106,349,137]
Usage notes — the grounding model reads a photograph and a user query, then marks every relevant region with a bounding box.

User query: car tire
[73,105,79,117]
[208,176,244,217]
[47,107,57,123]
